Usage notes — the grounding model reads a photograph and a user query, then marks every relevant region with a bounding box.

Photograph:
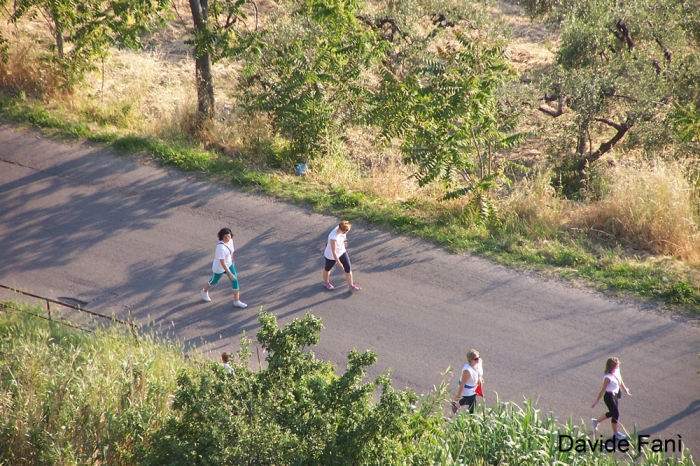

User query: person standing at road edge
[221,351,234,374]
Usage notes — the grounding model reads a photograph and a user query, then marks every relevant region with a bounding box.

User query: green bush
[665,281,696,305]
[139,311,440,466]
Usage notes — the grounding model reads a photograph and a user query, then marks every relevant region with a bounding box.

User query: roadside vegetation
[1,301,696,465]
[0,0,699,314]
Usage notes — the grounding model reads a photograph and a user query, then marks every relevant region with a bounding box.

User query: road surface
[1,124,698,456]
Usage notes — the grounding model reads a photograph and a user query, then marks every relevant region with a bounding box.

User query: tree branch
[616,19,634,51]
[589,118,631,160]
[538,94,565,117]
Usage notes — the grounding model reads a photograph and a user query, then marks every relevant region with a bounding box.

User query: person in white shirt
[322,220,361,291]
[453,349,484,413]
[591,357,631,440]
[201,228,247,308]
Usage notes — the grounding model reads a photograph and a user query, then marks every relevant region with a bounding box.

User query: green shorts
[208,265,239,290]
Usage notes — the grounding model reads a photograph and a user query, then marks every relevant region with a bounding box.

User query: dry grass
[0,30,63,97]
[572,162,700,262]
[312,125,427,200]
[501,161,700,261]
[501,170,567,238]
[490,1,557,73]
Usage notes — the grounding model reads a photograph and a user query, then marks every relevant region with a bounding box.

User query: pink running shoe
[325,282,335,290]
[349,285,361,291]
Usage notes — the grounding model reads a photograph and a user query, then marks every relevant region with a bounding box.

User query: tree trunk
[189,0,215,127]
[53,18,64,59]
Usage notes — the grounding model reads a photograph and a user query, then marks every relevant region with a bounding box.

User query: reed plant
[425,399,695,465]
[0,301,189,465]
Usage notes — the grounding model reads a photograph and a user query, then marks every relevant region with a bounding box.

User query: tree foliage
[235,0,385,163]
[372,32,523,224]
[6,0,169,89]
[232,0,521,214]
[527,0,700,193]
[140,311,440,465]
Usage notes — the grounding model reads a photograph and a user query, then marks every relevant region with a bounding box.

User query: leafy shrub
[140,311,439,466]
[665,281,696,305]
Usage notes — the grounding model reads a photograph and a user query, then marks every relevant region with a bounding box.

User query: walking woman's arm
[454,368,469,401]
[329,239,344,271]
[592,379,610,408]
[220,258,236,280]
[619,375,631,395]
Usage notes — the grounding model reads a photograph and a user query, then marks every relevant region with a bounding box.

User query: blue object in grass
[295,163,308,175]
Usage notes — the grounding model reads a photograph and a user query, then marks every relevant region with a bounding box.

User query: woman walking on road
[591,357,631,439]
[322,220,361,292]
[201,228,247,308]
[452,349,484,414]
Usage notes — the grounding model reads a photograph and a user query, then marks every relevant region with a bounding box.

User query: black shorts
[459,394,477,414]
[325,252,351,273]
[603,391,620,423]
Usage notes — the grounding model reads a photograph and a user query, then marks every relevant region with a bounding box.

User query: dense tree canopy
[521,0,700,191]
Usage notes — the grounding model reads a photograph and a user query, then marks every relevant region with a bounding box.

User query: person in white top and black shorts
[452,349,484,414]
[322,220,361,292]
[591,357,631,439]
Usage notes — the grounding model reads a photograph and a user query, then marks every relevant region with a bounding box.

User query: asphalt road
[1,124,699,457]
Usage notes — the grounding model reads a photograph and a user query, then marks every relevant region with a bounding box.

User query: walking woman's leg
[603,392,620,435]
[339,253,354,286]
[323,258,336,284]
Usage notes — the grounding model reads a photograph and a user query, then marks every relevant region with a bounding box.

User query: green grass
[1,93,698,315]
[0,301,191,465]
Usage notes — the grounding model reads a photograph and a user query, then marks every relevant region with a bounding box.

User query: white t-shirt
[605,368,621,394]
[459,361,483,396]
[324,227,347,260]
[212,239,234,273]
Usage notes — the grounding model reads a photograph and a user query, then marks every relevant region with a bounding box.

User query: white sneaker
[615,432,627,440]
[201,289,211,302]
[233,300,247,308]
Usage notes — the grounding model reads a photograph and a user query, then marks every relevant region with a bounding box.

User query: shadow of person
[636,398,700,437]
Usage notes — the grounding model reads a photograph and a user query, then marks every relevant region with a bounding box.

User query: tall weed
[501,170,566,239]
[576,162,700,262]
[0,33,63,97]
[426,399,695,465]
[0,302,188,465]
